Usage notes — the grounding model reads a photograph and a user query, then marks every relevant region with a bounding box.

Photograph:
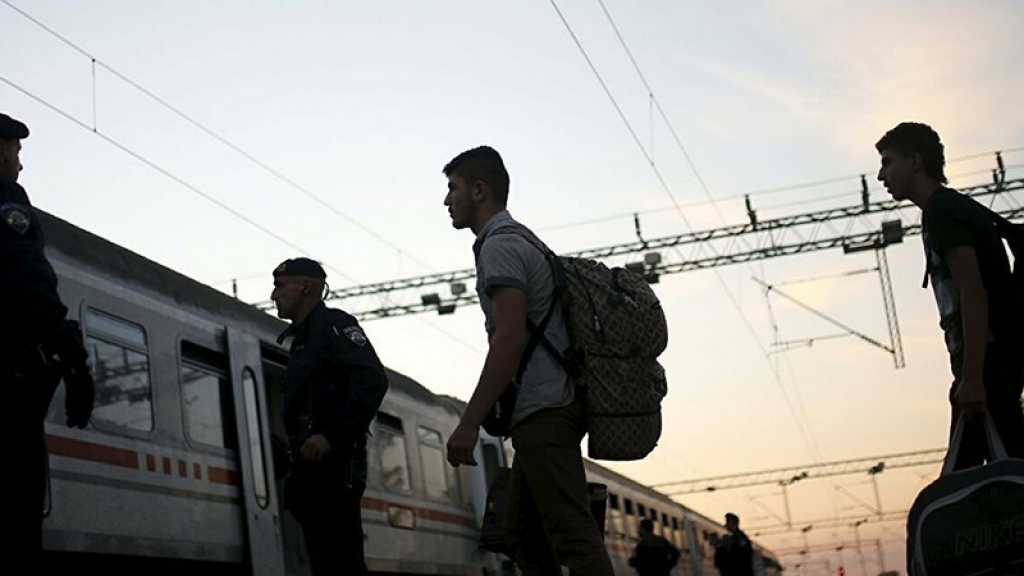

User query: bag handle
[941,412,1010,475]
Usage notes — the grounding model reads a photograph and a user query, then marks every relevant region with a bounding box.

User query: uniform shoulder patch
[334,324,368,347]
[1,204,31,235]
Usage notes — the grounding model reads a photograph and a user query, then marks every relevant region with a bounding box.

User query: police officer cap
[273,257,327,280]
[0,113,29,140]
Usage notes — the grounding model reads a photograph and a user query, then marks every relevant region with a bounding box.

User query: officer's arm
[458,287,528,429]
[326,323,389,448]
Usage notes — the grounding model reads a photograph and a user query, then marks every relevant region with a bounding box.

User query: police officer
[271,258,389,575]
[1,112,95,561]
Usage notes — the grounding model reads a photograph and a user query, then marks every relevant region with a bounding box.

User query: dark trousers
[4,366,47,564]
[287,448,367,576]
[506,396,614,576]
[300,486,365,575]
[949,345,1024,469]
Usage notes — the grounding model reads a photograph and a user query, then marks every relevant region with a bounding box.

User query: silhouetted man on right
[876,122,1023,467]
[714,513,753,576]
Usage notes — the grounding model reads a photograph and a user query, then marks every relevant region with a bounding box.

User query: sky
[4,1,1023,573]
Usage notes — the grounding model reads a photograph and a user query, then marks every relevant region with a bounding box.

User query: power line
[750,510,908,537]
[1,0,437,275]
[536,151,1022,234]
[652,447,944,493]
[589,0,822,460]
[0,73,358,283]
[1,1,489,357]
[0,73,485,357]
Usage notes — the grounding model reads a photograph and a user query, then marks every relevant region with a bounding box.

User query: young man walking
[876,122,1023,467]
[443,146,614,575]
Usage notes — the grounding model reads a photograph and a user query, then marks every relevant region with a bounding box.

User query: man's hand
[955,378,987,413]
[446,421,479,467]
[300,434,332,461]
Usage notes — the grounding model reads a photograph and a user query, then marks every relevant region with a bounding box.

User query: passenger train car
[36,208,778,575]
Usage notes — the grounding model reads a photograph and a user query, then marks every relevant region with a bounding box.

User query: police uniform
[0,113,94,561]
[274,259,389,575]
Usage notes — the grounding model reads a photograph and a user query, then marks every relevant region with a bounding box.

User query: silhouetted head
[725,512,740,533]
[443,146,510,233]
[639,518,655,536]
[271,258,327,322]
[875,122,946,205]
[0,113,29,183]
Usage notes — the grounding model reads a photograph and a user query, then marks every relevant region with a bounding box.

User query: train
[35,207,780,575]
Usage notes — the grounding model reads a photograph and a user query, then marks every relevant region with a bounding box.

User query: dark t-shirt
[921,187,1013,379]
[714,530,754,576]
[630,533,680,576]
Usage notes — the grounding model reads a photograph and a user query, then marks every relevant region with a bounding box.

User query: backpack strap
[485,227,579,379]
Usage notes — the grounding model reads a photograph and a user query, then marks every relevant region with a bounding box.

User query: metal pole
[782,482,793,529]
[853,523,868,576]
[875,248,905,368]
[870,473,883,519]
[875,539,886,572]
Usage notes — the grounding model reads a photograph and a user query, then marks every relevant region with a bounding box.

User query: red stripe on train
[208,465,240,486]
[46,434,139,469]
[360,497,475,528]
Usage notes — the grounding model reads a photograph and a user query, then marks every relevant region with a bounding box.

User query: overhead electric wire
[2,0,488,357]
[538,150,1022,234]
[0,74,485,356]
[1,0,437,275]
[586,0,822,459]
[0,74,357,283]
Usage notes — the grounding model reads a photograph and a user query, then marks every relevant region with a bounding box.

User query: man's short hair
[639,518,654,532]
[442,146,510,206]
[725,512,739,524]
[875,122,947,184]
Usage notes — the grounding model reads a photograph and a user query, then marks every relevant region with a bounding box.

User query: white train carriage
[35,208,777,575]
[585,459,783,576]
[37,209,505,575]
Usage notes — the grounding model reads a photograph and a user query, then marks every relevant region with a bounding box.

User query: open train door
[227,327,286,576]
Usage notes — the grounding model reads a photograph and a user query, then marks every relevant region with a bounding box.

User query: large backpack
[488,228,669,461]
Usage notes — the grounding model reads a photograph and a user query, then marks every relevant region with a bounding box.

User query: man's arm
[446,287,528,466]
[946,245,989,411]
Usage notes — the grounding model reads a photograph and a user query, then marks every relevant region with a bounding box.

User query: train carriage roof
[38,208,456,412]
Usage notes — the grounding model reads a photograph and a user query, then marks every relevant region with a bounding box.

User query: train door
[227,328,286,576]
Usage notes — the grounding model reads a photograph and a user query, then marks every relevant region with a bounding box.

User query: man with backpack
[876,122,1023,467]
[629,519,680,576]
[443,146,615,575]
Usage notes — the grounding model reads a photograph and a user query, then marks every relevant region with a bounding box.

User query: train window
[623,498,638,540]
[650,509,659,521]
[608,493,620,510]
[85,309,153,431]
[637,503,646,517]
[181,341,236,450]
[376,414,411,493]
[417,427,451,501]
[662,512,669,526]
[671,517,679,530]
[241,368,270,509]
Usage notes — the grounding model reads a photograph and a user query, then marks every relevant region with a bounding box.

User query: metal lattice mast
[251,176,1024,320]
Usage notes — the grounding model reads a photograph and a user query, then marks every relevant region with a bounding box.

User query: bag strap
[942,412,1010,475]
[484,228,576,377]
